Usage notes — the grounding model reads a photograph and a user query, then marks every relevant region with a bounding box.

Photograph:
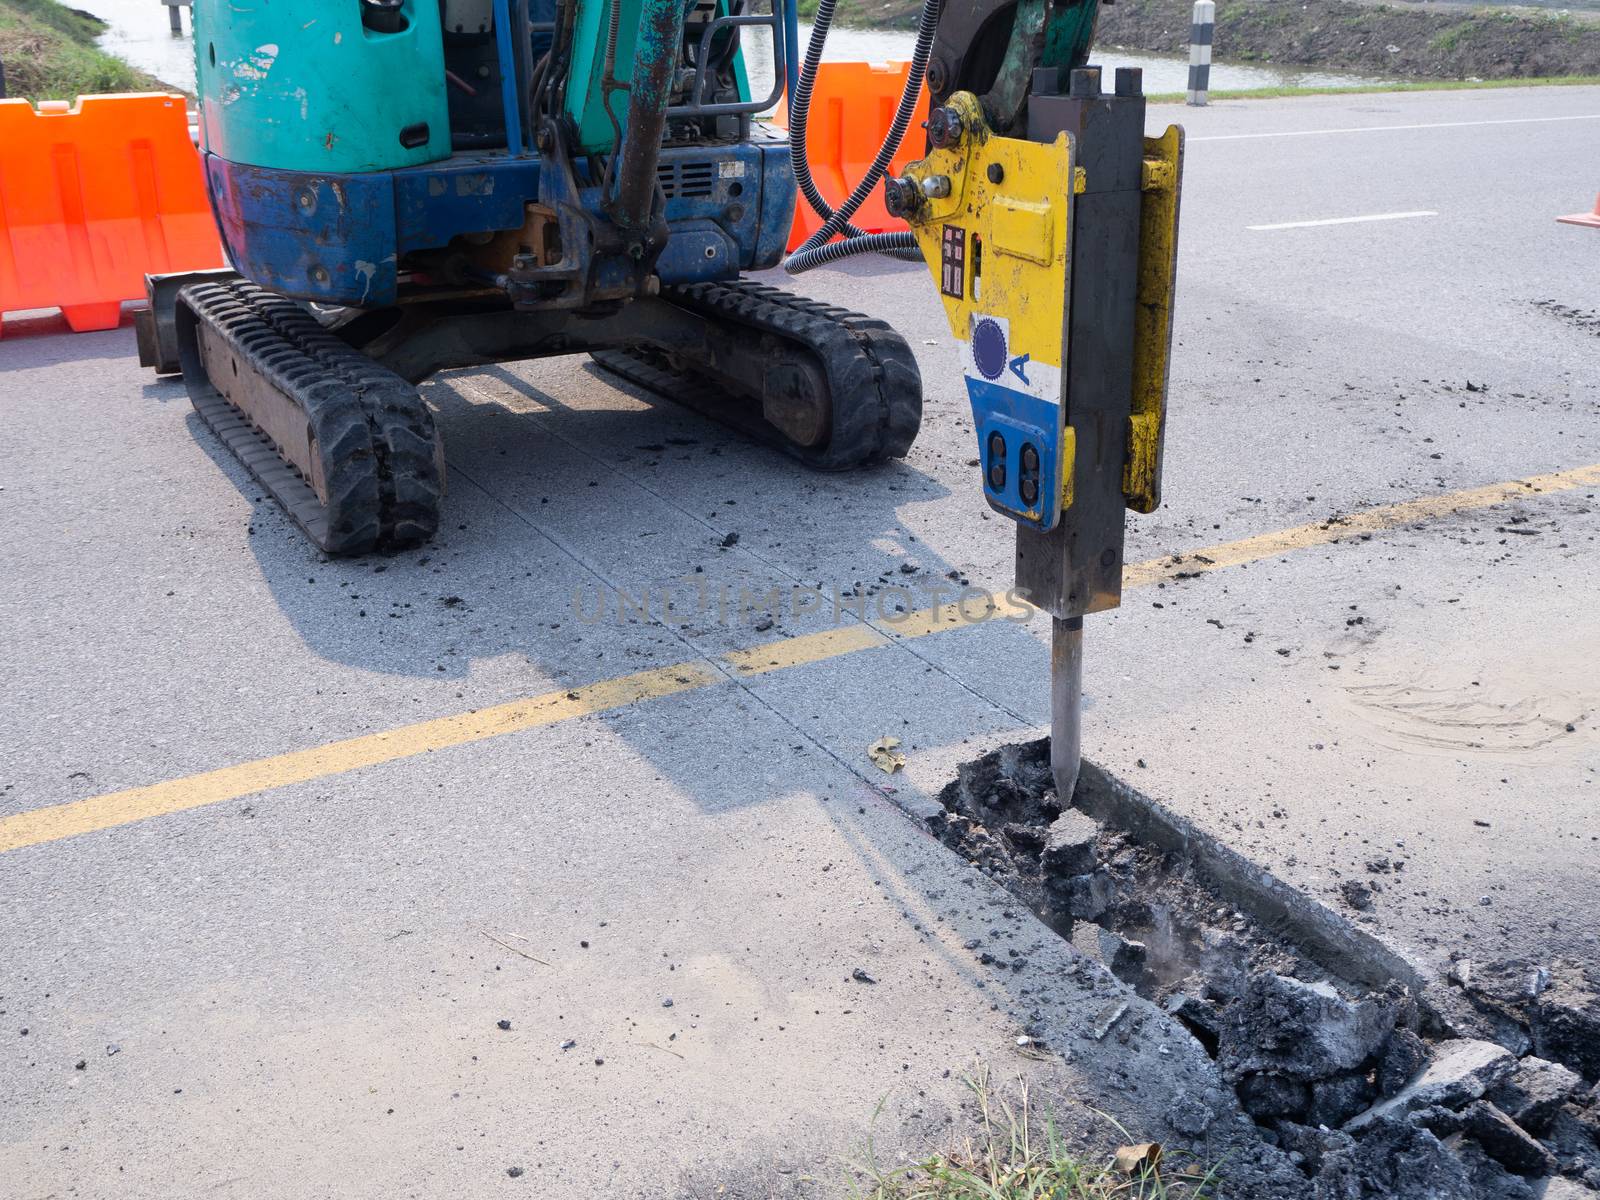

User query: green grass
[1147,74,1600,103]
[845,1068,1220,1200]
[0,0,169,101]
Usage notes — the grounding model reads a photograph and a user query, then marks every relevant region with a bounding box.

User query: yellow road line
[1123,463,1600,588]
[723,622,885,676]
[3,463,1595,854]
[0,662,722,854]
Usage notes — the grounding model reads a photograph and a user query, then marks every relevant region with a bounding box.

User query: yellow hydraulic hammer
[885,67,1184,801]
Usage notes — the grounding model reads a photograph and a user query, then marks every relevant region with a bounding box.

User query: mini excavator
[139,0,1182,803]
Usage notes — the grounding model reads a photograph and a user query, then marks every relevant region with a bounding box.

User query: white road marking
[1248,210,1438,231]
[1192,113,1600,143]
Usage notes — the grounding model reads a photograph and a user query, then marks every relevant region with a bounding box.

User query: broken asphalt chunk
[1458,1100,1555,1177]
[1088,999,1128,1041]
[1164,992,1223,1045]
[1164,1091,1216,1136]
[1218,974,1397,1084]
[1058,869,1117,922]
[1339,880,1374,911]
[1313,1115,1473,1200]
[1449,1137,1540,1200]
[1452,957,1549,1023]
[1308,1071,1377,1128]
[1238,1072,1310,1120]
[1532,959,1600,1080]
[1487,1056,1584,1133]
[1378,1028,1430,1097]
[1096,930,1147,985]
[1543,1174,1600,1199]
[1040,809,1099,877]
[1345,1038,1515,1131]
[1275,1121,1353,1177]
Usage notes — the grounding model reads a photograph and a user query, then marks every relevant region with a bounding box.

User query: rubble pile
[930,740,1600,1199]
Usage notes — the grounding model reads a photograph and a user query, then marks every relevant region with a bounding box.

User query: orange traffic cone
[1558,193,1600,229]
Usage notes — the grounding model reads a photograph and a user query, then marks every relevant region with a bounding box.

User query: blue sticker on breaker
[959,313,1066,531]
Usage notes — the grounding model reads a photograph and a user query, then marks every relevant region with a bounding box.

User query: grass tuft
[844,1067,1221,1200]
[0,0,171,101]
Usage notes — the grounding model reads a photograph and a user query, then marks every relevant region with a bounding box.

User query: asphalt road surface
[2,85,1597,1197]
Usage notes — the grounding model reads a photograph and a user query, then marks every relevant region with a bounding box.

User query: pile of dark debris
[930,740,1600,1199]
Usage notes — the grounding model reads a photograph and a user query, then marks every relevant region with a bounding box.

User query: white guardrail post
[1188,0,1214,107]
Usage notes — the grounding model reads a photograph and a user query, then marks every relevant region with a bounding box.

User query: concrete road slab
[3,84,1599,1196]
[1,679,1252,1198]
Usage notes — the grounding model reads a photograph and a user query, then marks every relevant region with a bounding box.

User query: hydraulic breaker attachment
[889,67,1184,803]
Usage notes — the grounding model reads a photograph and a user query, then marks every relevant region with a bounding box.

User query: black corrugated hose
[782,0,941,273]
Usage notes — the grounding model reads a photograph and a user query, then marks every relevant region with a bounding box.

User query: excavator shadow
[174,345,1047,839]
[178,348,1028,725]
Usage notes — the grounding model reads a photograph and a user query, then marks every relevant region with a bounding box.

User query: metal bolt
[1019,443,1040,506]
[927,105,964,149]
[986,162,1004,185]
[986,431,1007,491]
[921,175,952,199]
[926,56,949,95]
[883,177,923,219]
[309,265,330,286]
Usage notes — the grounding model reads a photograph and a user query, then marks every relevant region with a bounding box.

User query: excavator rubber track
[173,279,443,556]
[591,278,922,470]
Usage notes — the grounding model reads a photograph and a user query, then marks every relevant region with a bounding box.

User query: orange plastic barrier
[0,93,224,337]
[1558,193,1600,230]
[770,62,929,252]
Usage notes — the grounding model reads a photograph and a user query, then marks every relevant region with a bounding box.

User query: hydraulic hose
[782,0,941,273]
[785,0,873,244]
[785,231,918,271]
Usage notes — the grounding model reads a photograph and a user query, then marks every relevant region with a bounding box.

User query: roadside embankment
[809,0,1600,82]
[1097,0,1600,80]
[0,0,167,100]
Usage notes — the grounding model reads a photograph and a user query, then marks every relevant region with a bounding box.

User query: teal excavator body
[194,2,454,171]
[187,0,795,308]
